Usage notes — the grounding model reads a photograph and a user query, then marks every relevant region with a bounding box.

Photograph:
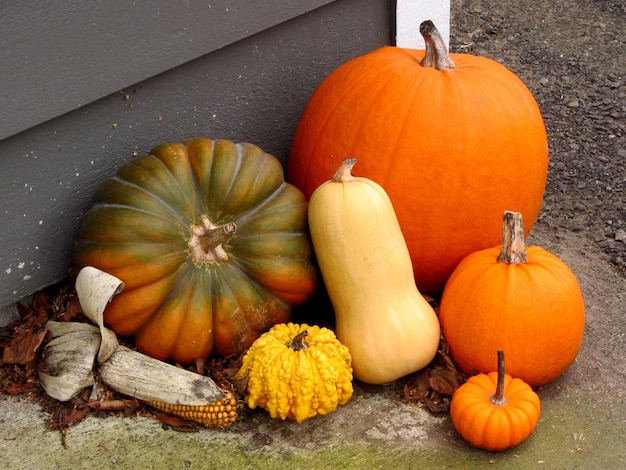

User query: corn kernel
[146,394,238,429]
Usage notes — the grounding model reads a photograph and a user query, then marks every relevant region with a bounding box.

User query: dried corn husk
[98,345,226,405]
[38,322,102,401]
[39,267,227,407]
[74,266,122,363]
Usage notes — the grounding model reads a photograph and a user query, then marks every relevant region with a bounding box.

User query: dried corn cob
[40,267,240,431]
[146,394,239,429]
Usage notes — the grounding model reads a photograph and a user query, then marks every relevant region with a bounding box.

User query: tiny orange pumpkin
[450,350,541,452]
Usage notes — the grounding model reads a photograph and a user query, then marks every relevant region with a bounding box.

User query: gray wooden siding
[1,0,339,140]
[0,0,392,306]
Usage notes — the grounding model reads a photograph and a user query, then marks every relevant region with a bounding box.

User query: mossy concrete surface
[0,378,624,469]
[1,223,625,469]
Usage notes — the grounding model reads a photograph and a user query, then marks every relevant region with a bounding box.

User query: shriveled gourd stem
[189,215,237,263]
[491,214,524,404]
[419,20,455,71]
[497,211,528,264]
[198,222,237,251]
[490,350,507,406]
[288,330,309,351]
[332,158,357,183]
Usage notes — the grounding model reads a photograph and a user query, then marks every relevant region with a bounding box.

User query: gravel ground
[451,0,626,275]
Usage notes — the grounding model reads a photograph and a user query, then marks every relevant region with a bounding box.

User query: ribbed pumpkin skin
[450,371,540,451]
[288,46,548,295]
[74,138,317,364]
[439,245,585,386]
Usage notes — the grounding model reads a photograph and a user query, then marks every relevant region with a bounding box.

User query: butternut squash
[307,159,440,384]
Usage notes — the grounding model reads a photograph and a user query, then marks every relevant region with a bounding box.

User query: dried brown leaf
[2,331,47,365]
[428,365,465,396]
[87,398,140,411]
[152,411,201,432]
[424,396,451,414]
[56,405,91,428]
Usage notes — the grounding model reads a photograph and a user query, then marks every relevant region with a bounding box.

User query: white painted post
[395,0,450,50]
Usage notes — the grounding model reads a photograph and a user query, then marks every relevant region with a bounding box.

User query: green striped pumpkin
[74,138,317,364]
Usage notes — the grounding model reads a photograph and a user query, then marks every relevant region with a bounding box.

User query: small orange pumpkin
[450,350,541,452]
[439,211,585,386]
[288,21,548,295]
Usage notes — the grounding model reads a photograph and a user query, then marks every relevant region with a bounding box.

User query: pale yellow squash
[307,158,441,384]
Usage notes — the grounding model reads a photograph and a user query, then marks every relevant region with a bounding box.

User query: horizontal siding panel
[0,0,391,306]
[0,0,335,141]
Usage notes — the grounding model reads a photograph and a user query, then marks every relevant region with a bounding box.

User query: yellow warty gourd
[307,159,441,384]
[235,322,353,423]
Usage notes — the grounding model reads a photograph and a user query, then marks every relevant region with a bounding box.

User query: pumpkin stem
[419,20,455,71]
[497,211,528,264]
[332,158,357,183]
[490,350,507,406]
[288,330,309,351]
[189,216,237,263]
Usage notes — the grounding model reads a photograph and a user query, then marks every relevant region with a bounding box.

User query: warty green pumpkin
[73,138,317,364]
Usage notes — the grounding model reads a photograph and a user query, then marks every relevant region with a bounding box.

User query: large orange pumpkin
[288,21,548,295]
[74,138,317,364]
[439,211,585,387]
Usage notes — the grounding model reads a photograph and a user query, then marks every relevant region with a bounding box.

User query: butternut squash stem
[419,20,455,71]
[289,330,309,351]
[490,350,507,406]
[497,211,528,264]
[332,158,357,183]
